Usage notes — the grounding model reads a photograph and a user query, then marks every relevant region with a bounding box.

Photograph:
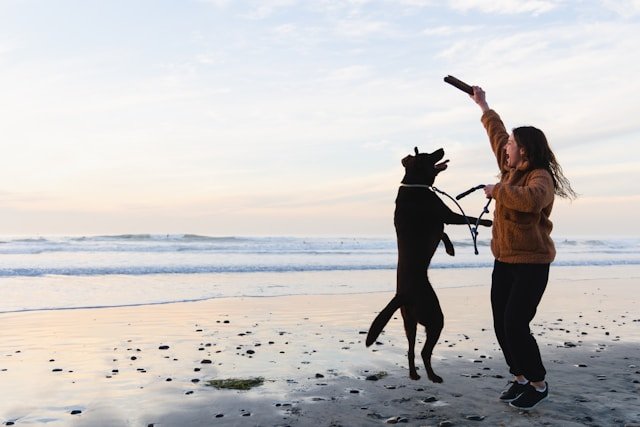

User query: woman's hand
[471,86,490,112]
[484,184,496,198]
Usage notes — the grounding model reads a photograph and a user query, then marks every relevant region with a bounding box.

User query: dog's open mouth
[435,159,449,171]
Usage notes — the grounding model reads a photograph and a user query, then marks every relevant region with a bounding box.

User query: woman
[470,86,576,410]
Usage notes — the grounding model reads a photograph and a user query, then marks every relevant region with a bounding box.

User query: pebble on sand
[385,416,408,424]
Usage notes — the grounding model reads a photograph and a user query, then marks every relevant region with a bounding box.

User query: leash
[400,183,492,255]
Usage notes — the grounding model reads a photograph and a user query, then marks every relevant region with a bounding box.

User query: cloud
[196,0,232,7]
[333,18,393,38]
[422,24,482,36]
[599,0,640,18]
[194,53,220,65]
[394,0,436,6]
[325,65,372,82]
[0,40,18,56]
[242,0,298,20]
[272,23,298,36]
[448,0,560,15]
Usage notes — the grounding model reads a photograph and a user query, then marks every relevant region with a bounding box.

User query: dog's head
[401,147,449,186]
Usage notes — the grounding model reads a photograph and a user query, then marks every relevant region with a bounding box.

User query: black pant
[491,260,549,382]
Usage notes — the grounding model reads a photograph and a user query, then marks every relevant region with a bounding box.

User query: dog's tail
[365,295,404,347]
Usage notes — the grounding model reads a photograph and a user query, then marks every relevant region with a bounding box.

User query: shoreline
[3,264,639,315]
[1,269,639,426]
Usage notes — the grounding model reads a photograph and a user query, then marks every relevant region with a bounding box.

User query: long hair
[513,126,577,200]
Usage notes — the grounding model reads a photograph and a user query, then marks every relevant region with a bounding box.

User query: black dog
[366,147,492,383]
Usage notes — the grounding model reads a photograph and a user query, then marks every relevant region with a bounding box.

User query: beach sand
[1,265,639,426]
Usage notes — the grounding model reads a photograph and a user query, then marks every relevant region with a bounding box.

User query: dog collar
[399,183,432,189]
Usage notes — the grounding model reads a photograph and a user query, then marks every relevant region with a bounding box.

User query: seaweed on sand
[205,377,265,390]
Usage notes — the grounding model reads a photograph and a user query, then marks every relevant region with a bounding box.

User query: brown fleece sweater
[481,109,556,264]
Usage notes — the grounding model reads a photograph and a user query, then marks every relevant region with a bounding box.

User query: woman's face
[505,133,525,168]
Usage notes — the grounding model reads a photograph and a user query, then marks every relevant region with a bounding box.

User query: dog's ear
[402,147,420,167]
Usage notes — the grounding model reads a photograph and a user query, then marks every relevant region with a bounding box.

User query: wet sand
[1,266,639,426]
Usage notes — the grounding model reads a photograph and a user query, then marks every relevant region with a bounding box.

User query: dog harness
[400,183,492,255]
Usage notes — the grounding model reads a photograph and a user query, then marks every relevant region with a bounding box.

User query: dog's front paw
[428,373,443,383]
[409,372,421,381]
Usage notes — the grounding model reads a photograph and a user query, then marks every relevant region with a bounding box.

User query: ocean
[1,234,639,313]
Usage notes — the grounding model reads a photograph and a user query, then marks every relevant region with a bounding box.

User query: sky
[1,0,639,238]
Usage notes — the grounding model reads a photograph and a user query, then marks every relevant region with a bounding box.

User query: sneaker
[499,380,529,402]
[509,382,549,410]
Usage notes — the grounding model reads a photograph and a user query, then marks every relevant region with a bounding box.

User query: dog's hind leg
[421,318,444,383]
[401,306,421,380]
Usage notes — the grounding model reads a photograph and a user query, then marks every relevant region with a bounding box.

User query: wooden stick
[444,75,474,95]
